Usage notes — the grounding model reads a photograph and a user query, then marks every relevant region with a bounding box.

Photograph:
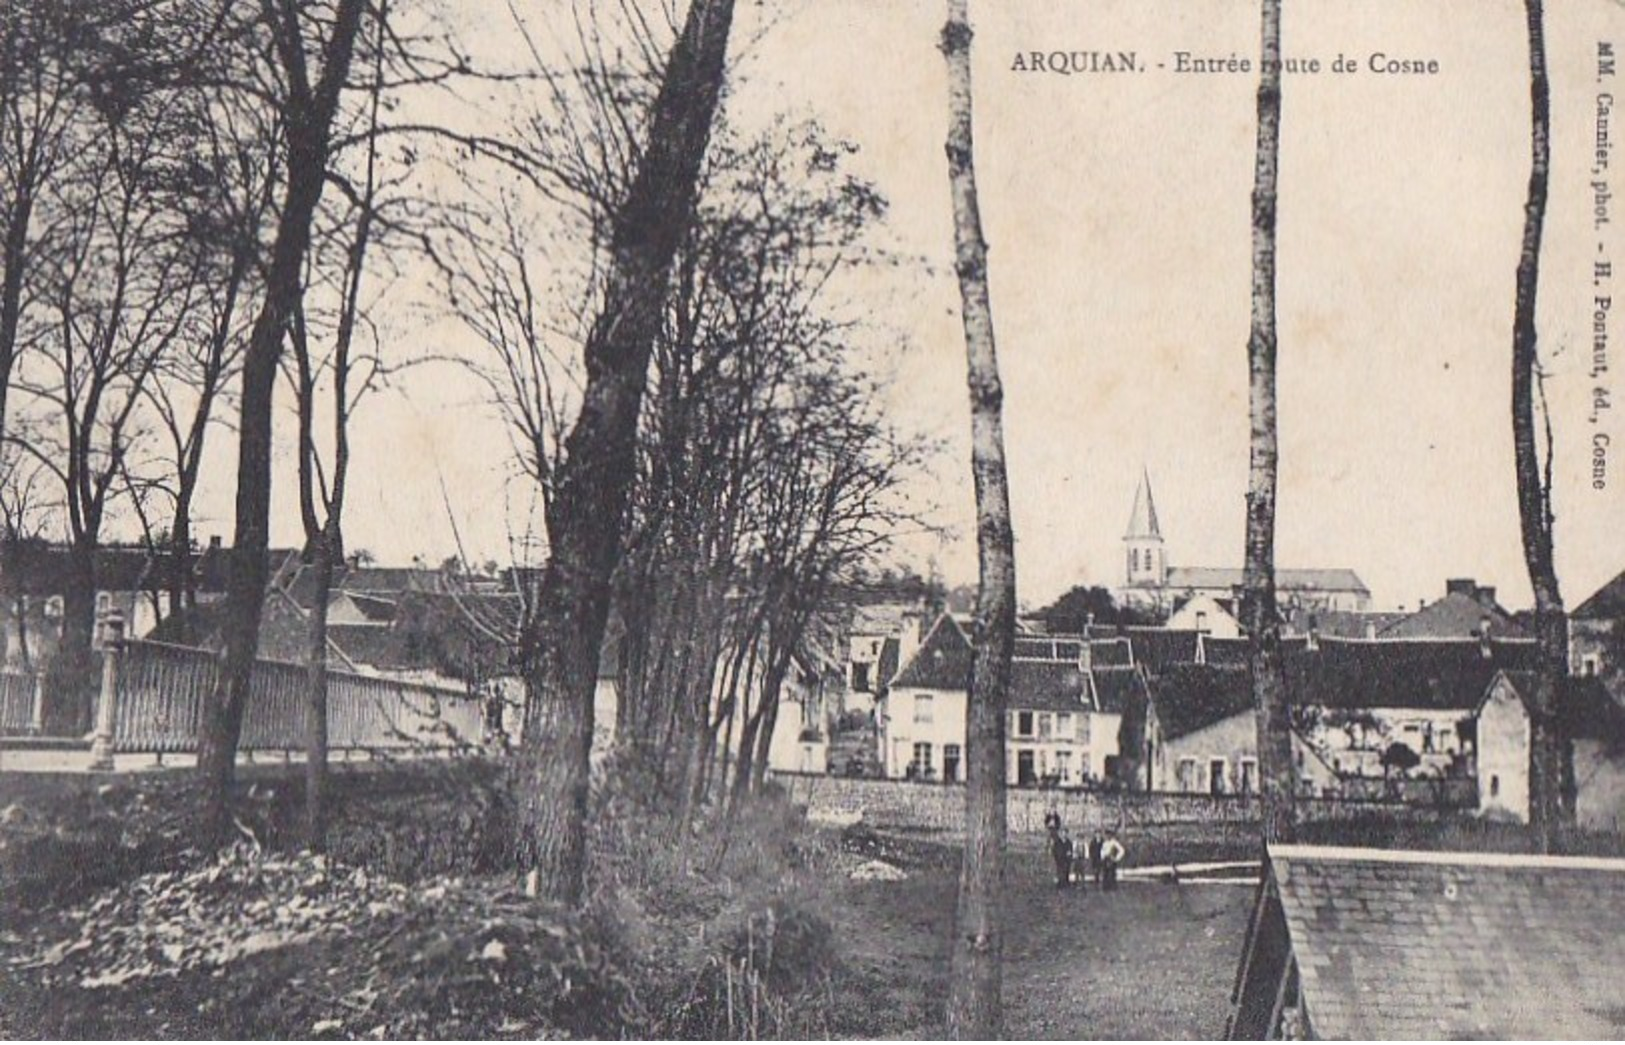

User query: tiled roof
[1574,569,1625,619]
[1281,605,1406,639]
[1285,637,1536,712]
[1007,660,1090,712]
[1090,665,1148,715]
[1377,592,1529,640]
[1201,635,1308,667]
[1164,566,1369,594]
[890,614,973,690]
[1013,636,1083,662]
[1090,638,1134,668]
[1496,670,1625,745]
[1,541,235,596]
[1123,627,1202,675]
[1147,665,1255,740]
[1267,845,1625,1039]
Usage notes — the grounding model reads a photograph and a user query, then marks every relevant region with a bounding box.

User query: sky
[176,0,1625,615]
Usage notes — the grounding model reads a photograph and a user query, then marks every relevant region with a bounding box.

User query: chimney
[1479,616,1493,658]
[1080,639,1093,672]
[1085,611,1095,637]
[1446,578,1477,598]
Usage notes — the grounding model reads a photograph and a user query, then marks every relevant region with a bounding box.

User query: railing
[108,639,484,755]
[0,671,38,734]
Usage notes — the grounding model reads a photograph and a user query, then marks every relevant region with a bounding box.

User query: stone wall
[770,771,1451,835]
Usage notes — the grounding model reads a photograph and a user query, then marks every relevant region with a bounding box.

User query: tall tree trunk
[512,0,736,905]
[941,3,1016,1037]
[196,0,369,842]
[46,539,98,734]
[1242,0,1296,847]
[303,525,335,850]
[0,185,35,455]
[1512,0,1568,849]
[167,497,194,641]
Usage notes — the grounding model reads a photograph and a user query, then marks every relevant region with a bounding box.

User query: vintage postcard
[1,0,1623,1039]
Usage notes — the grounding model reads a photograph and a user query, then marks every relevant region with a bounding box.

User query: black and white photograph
[1,0,1623,1038]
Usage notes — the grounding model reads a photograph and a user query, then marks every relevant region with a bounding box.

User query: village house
[1230,845,1625,1039]
[1118,470,1371,615]
[1137,664,1337,796]
[1475,669,1625,828]
[1164,593,1241,637]
[875,615,1144,787]
[1570,567,1624,694]
[0,538,233,668]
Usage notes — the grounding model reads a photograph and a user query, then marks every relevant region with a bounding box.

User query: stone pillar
[88,612,124,771]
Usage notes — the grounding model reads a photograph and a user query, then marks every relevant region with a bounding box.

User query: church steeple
[1123,467,1166,588]
[1125,466,1162,540]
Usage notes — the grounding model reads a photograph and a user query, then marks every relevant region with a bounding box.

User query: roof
[890,614,973,690]
[1201,635,1309,667]
[1147,664,1255,740]
[1574,569,1625,619]
[1007,660,1090,712]
[1284,637,1537,712]
[1090,637,1134,668]
[0,540,234,597]
[341,591,399,624]
[1378,592,1529,640]
[1124,468,1162,539]
[1257,844,1625,1039]
[1281,606,1406,639]
[1013,636,1083,662]
[1123,627,1202,675]
[1090,665,1148,715]
[1164,566,1369,595]
[1495,670,1625,746]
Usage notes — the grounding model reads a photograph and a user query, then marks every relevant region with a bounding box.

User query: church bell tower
[1123,468,1166,589]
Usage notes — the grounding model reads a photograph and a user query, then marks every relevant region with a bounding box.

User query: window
[1176,757,1199,792]
[1490,774,1500,798]
[1037,713,1053,739]
[1195,610,1209,634]
[913,694,934,724]
[1056,713,1072,739]
[1016,711,1034,738]
[943,744,962,784]
[1209,758,1228,796]
[1016,749,1037,787]
[1054,750,1072,782]
[1077,715,1091,744]
[1240,759,1257,795]
[96,592,112,613]
[911,742,934,779]
[1582,654,1601,677]
[852,663,871,693]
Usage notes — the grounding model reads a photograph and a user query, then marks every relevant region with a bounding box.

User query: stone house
[1476,669,1625,829]
[1570,568,1624,698]
[876,615,1141,787]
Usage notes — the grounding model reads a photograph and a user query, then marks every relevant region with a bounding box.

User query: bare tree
[197,0,371,840]
[940,1,1016,1037]
[1241,0,1296,846]
[1511,0,1568,849]
[511,0,737,904]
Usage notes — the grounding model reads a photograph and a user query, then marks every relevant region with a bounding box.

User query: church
[1117,470,1371,618]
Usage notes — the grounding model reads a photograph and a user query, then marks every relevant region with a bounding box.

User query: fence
[0,671,38,734]
[107,640,485,755]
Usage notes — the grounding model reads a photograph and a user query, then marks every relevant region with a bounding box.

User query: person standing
[1049,825,1072,888]
[1101,831,1126,892]
[1088,832,1105,890]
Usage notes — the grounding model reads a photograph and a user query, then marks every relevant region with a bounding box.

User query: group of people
[1044,810,1125,891]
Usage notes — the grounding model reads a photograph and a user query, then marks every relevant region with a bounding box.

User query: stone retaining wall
[769,771,1454,835]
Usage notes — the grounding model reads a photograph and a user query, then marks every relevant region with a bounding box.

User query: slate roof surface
[1090,638,1134,668]
[1284,637,1537,712]
[1163,566,1369,594]
[2,541,235,596]
[1147,665,1254,740]
[1378,592,1529,640]
[1574,569,1625,619]
[1281,606,1406,639]
[1123,627,1202,675]
[890,615,973,690]
[1497,670,1625,745]
[1090,666,1148,716]
[1269,845,1625,1040]
[1013,636,1083,662]
[1006,660,1091,712]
